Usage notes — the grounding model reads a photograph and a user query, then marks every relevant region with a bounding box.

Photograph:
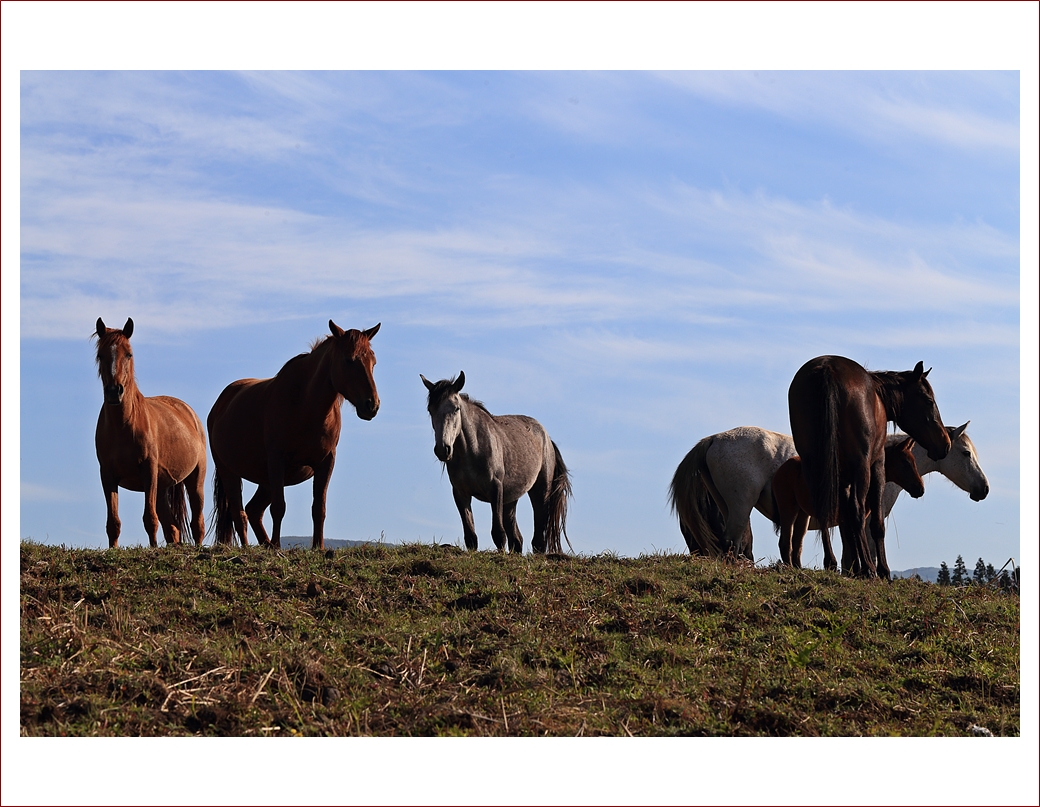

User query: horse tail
[769,487,782,537]
[668,437,725,557]
[798,369,840,548]
[168,481,192,544]
[212,471,237,546]
[544,441,572,554]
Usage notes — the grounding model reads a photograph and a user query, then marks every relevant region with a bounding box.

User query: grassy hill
[19,540,1019,737]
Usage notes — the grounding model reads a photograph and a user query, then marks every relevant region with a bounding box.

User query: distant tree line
[936,555,1018,592]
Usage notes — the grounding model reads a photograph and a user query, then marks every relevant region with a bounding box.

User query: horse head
[328,320,380,420]
[895,361,951,462]
[886,436,925,499]
[421,371,465,462]
[943,421,990,501]
[95,317,135,406]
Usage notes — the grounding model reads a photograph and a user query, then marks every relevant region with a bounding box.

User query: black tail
[212,471,238,546]
[668,437,726,556]
[544,441,572,554]
[796,369,840,549]
[168,482,192,545]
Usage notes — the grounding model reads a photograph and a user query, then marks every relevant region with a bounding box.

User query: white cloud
[657,71,1019,152]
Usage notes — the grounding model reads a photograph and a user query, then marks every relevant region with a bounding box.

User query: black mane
[426,376,490,415]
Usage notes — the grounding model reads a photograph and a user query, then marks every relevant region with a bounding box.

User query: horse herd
[93,317,989,579]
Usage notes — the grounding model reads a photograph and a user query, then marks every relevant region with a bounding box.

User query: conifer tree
[952,555,968,586]
[985,563,996,583]
[973,557,988,585]
[937,562,951,585]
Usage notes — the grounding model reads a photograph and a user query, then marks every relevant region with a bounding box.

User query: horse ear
[329,320,345,338]
[363,323,381,340]
[453,371,466,393]
[902,437,915,452]
[912,361,925,378]
[96,317,106,338]
[420,374,434,391]
[949,421,968,440]
[122,318,134,339]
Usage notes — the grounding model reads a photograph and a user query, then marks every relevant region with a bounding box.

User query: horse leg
[840,470,876,578]
[100,468,121,548]
[489,481,510,552]
[790,510,810,569]
[156,486,180,546]
[310,453,335,550]
[222,471,250,546]
[186,464,206,547]
[821,529,838,572]
[504,500,523,554]
[528,478,549,554]
[722,511,754,561]
[868,461,890,580]
[452,488,480,551]
[142,464,161,548]
[245,487,272,547]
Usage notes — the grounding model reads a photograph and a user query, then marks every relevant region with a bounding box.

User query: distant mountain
[891,566,941,583]
[280,536,386,550]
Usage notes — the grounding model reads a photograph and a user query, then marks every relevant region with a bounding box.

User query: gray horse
[421,372,572,554]
[669,422,988,562]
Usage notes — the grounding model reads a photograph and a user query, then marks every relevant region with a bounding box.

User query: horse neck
[871,373,904,423]
[457,398,487,451]
[109,367,145,426]
[294,341,344,413]
[908,438,940,476]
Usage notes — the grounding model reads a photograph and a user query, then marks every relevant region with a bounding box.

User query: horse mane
[276,330,374,379]
[425,377,491,415]
[869,368,923,420]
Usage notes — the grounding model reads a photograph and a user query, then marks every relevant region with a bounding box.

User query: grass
[19,539,1019,737]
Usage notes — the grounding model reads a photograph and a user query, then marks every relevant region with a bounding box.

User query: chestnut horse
[208,321,380,550]
[771,436,925,570]
[788,356,950,579]
[94,317,207,548]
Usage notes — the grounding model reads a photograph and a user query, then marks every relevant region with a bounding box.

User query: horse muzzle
[356,398,379,421]
[970,483,989,502]
[434,443,452,463]
[103,384,124,405]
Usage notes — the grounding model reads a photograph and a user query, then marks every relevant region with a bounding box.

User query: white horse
[668,422,987,562]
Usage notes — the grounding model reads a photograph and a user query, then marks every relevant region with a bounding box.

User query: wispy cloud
[657,71,1019,152]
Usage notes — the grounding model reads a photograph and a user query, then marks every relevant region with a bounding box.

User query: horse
[93,317,207,548]
[208,321,380,550]
[669,427,795,559]
[669,423,987,565]
[788,356,950,579]
[420,372,571,554]
[771,436,925,569]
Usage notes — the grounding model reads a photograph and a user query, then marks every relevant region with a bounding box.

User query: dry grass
[20,540,1019,736]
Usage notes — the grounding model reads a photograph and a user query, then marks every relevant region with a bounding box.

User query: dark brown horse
[208,321,380,550]
[771,436,925,570]
[94,317,207,548]
[788,356,950,579]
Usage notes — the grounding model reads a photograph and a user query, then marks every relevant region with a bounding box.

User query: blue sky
[4,3,1038,804]
[17,67,1024,572]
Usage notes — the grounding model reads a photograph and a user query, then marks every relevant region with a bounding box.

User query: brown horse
[771,436,925,570]
[94,317,207,548]
[208,321,380,550]
[788,356,950,579]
